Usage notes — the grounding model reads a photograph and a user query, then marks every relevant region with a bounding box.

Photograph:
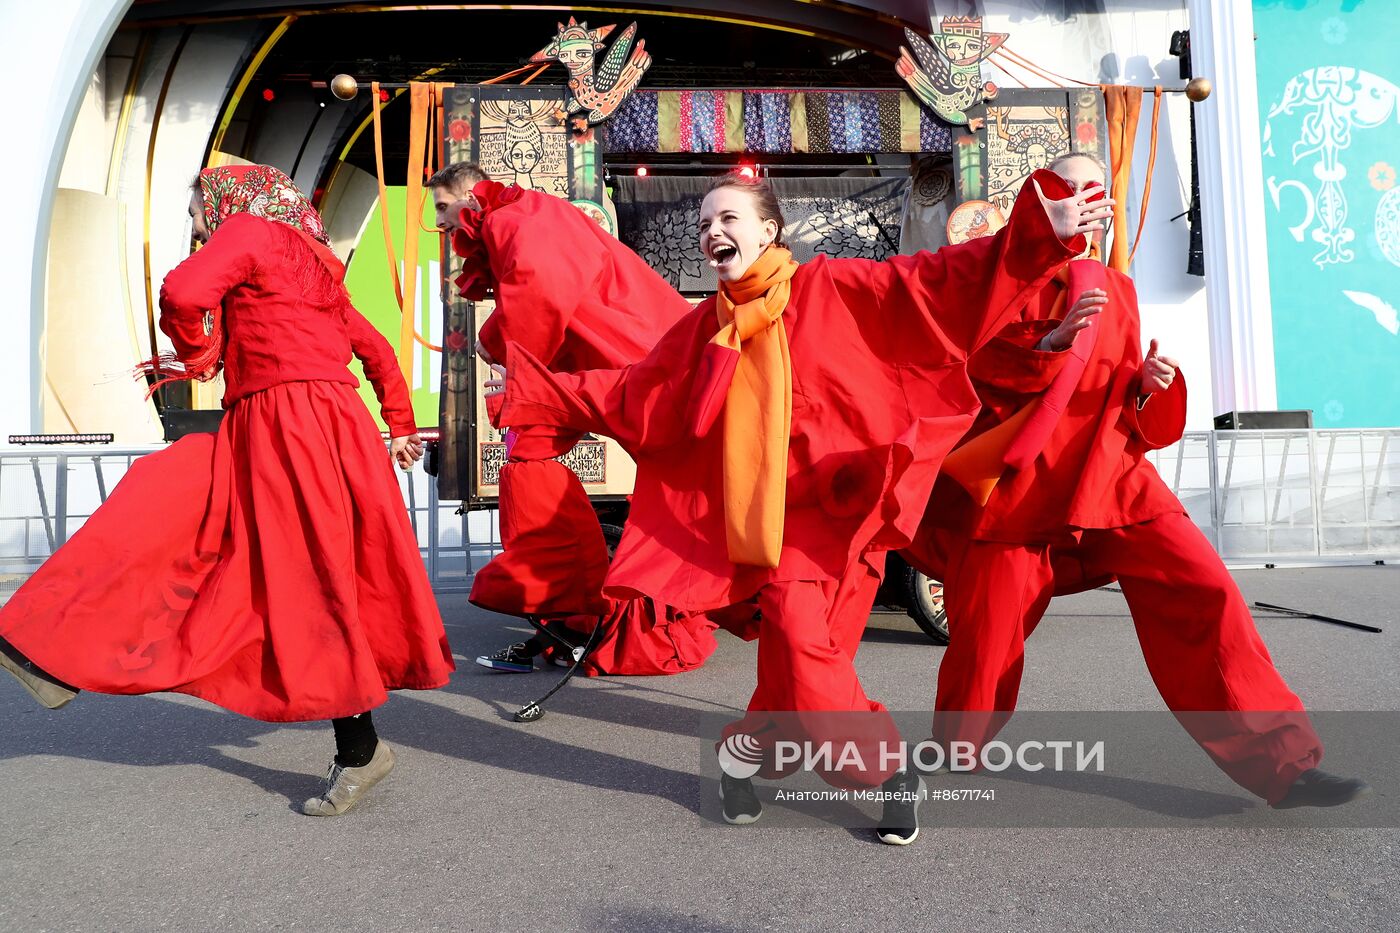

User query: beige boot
[0,637,78,710]
[301,741,396,817]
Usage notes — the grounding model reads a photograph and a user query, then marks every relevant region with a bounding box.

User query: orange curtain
[1100,84,1142,272]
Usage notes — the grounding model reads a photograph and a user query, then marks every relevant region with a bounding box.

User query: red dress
[460,185,719,675]
[902,264,1322,804]
[0,213,455,722]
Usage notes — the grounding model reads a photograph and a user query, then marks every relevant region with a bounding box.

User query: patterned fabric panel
[607,90,953,154]
[613,174,910,292]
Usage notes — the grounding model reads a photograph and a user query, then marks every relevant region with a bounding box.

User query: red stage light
[262,88,275,101]
[378,89,390,103]
[636,166,648,177]
[738,165,756,179]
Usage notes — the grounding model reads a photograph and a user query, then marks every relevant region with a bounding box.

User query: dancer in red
[430,163,719,677]
[904,153,1368,811]
[484,169,1112,843]
[0,165,455,817]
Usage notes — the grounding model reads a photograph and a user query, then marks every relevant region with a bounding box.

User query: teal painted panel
[1256,0,1400,427]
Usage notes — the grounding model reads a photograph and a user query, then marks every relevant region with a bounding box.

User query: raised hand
[1041,288,1107,351]
[1034,178,1116,243]
[1139,339,1179,394]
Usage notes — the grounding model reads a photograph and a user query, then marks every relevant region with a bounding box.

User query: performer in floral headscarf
[0,165,454,817]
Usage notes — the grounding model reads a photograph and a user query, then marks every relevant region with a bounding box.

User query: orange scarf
[711,246,799,567]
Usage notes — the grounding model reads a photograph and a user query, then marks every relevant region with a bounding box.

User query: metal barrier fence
[2,429,1396,600]
[1145,429,1399,562]
[0,445,499,598]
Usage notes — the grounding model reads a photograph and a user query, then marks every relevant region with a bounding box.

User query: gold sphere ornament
[1185,77,1213,102]
[330,74,359,101]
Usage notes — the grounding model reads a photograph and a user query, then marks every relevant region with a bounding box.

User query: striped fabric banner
[608,89,953,154]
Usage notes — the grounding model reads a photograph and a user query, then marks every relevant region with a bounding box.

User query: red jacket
[909,264,1187,557]
[468,188,691,372]
[158,213,416,436]
[490,171,1085,612]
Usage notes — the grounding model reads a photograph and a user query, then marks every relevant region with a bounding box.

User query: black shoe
[1272,769,1372,809]
[876,771,926,845]
[719,774,762,825]
[473,641,537,673]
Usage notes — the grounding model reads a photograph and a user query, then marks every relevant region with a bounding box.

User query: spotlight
[636,166,648,177]
[8,433,114,445]
[738,165,756,179]
[261,88,275,102]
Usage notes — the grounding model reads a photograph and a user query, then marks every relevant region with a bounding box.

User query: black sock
[331,712,378,768]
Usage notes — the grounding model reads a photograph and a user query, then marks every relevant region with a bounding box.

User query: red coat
[903,264,1187,593]
[159,212,417,436]
[1,214,452,721]
[470,188,692,372]
[491,171,1086,612]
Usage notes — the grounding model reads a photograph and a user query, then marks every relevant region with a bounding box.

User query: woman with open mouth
[483,168,1112,845]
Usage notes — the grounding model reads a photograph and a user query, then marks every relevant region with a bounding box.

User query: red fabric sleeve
[478,191,607,365]
[966,319,1067,400]
[1125,372,1187,450]
[346,307,417,436]
[493,306,713,455]
[824,169,1086,364]
[158,213,265,363]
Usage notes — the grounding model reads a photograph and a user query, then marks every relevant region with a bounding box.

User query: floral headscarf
[197,164,329,244]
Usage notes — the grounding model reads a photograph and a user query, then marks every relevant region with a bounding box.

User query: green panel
[341,187,442,431]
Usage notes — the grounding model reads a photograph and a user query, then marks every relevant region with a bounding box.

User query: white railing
[2,429,1396,601]
[0,445,499,597]
[1146,429,1400,563]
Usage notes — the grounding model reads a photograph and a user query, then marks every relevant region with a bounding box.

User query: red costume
[0,166,454,722]
[490,171,1086,786]
[458,183,719,675]
[903,260,1323,803]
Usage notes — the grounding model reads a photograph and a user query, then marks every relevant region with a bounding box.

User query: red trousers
[725,557,901,790]
[934,511,1322,803]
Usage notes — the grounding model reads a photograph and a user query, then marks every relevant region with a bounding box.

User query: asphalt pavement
[1,565,1396,932]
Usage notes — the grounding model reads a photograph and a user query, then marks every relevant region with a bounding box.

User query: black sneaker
[1272,769,1372,809]
[876,771,926,846]
[474,642,537,673]
[719,774,762,825]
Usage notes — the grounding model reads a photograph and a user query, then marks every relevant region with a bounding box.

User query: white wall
[967,1,1215,428]
[0,0,133,437]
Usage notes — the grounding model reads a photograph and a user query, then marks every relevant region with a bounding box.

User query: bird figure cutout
[530,19,652,130]
[897,17,1008,125]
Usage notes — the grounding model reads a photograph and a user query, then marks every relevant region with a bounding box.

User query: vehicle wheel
[599,523,624,561]
[904,564,949,645]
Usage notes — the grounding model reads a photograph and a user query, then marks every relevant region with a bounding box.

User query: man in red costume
[904,153,1368,811]
[431,163,720,676]
[485,169,1113,843]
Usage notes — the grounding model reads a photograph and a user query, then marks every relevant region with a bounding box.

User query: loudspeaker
[1213,410,1314,430]
[160,408,225,441]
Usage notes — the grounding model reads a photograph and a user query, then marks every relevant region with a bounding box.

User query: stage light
[636,166,648,177]
[8,433,114,445]
[738,165,756,179]
[262,88,275,102]
[378,89,391,103]
[379,429,442,442]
